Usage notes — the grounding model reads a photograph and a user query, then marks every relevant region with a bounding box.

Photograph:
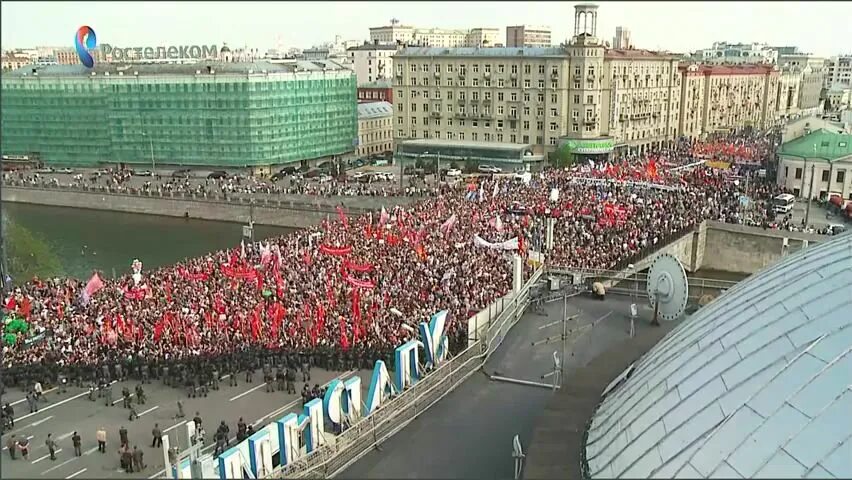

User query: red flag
[256,270,264,291]
[4,297,16,311]
[83,273,104,300]
[336,206,349,229]
[339,317,350,351]
[326,276,336,308]
[251,307,261,340]
[316,302,326,333]
[19,297,32,319]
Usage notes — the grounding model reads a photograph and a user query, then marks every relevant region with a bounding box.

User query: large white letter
[322,379,345,426]
[394,340,422,392]
[364,360,392,416]
[419,310,449,370]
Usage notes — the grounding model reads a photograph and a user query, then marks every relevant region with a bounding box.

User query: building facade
[777,67,802,117]
[825,54,852,89]
[694,41,778,65]
[466,28,501,47]
[357,79,393,103]
[1,53,31,71]
[677,64,780,139]
[505,25,552,48]
[612,26,632,49]
[392,5,686,161]
[776,129,852,201]
[357,101,394,157]
[0,61,357,168]
[826,85,852,111]
[347,43,398,85]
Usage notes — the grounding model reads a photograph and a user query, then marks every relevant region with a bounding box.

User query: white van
[772,193,795,214]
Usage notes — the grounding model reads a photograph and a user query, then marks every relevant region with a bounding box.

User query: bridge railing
[270,267,545,479]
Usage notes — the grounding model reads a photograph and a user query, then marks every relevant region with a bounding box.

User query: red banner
[343,272,376,289]
[319,244,352,256]
[343,259,374,272]
[221,265,258,280]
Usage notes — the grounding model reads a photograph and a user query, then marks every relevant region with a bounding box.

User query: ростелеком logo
[75,26,97,68]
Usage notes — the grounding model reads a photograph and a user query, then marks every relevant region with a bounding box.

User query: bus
[772,193,796,214]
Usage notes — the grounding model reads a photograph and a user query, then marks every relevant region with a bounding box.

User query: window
[498,92,504,101]
[550,122,557,131]
[398,117,404,124]
[498,79,505,88]
[551,67,558,76]
[423,103,429,112]
[524,93,530,102]
[837,171,846,183]
[537,94,544,103]
[446,78,453,86]
[511,65,518,74]
[511,93,518,101]
[459,132,465,140]
[587,95,594,104]
[538,80,545,89]
[472,132,478,141]
[539,65,545,74]
[523,121,530,129]
[410,64,417,72]
[484,91,492,100]
[421,64,429,72]
[447,91,454,100]
[511,79,518,88]
[411,117,417,125]
[821,170,830,182]
[549,137,557,145]
[795,168,802,179]
[550,108,557,116]
[537,108,544,117]
[397,103,404,112]
[551,94,557,103]
[485,133,492,141]
[510,134,517,142]
[574,81,580,89]
[485,79,491,87]
[572,110,579,119]
[498,106,504,115]
[537,121,544,131]
[447,64,453,72]
[497,134,504,142]
[497,120,504,128]
[485,64,492,73]
[473,64,479,73]
[572,123,579,132]
[524,79,531,88]
[498,64,505,73]
[473,78,479,87]
[411,103,417,112]
[524,65,531,74]
[472,91,479,100]
[398,129,404,137]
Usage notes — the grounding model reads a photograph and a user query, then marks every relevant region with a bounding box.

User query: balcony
[434,71,441,77]
[508,113,519,119]
[510,72,518,79]
[431,111,441,117]
[458,98,466,104]
[470,97,481,103]
[551,71,559,78]
[484,72,491,78]
[456,112,467,118]
[573,73,582,80]
[583,117,598,125]
[483,98,492,104]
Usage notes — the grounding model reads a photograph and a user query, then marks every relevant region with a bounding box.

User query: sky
[1,1,850,57]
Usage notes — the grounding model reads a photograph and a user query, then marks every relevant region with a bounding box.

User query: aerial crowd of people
[3,129,789,387]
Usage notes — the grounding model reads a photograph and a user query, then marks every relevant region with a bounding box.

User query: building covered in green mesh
[0,61,358,168]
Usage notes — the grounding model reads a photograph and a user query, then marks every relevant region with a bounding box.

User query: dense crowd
[2,131,787,384]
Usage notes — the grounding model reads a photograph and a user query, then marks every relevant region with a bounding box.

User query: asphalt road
[340,294,662,479]
[1,367,371,479]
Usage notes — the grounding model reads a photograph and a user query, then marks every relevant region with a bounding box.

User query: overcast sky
[2,1,849,57]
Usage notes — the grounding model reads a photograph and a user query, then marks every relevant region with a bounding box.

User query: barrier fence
[271,267,544,479]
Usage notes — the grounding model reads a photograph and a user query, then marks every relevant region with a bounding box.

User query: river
[3,203,294,280]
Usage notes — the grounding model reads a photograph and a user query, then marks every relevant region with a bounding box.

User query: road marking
[4,435,35,451]
[229,382,267,402]
[16,379,120,422]
[83,446,99,455]
[28,415,55,427]
[138,405,159,417]
[40,456,77,475]
[66,467,87,479]
[113,392,136,405]
[32,448,63,464]
[9,387,58,406]
[163,420,187,434]
[148,371,356,479]
[57,431,74,441]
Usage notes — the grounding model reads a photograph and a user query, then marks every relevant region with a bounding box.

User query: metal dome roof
[584,233,852,479]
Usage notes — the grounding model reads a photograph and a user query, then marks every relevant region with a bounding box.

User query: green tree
[2,215,64,283]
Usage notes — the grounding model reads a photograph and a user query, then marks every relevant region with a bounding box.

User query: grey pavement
[1,367,371,479]
[340,294,661,480]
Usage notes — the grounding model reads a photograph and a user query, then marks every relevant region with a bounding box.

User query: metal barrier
[271,267,544,479]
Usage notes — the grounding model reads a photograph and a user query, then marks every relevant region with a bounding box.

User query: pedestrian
[96,427,107,453]
[3,403,14,427]
[104,384,113,407]
[213,429,226,456]
[119,425,129,447]
[121,445,134,473]
[151,424,163,448]
[6,434,17,460]
[132,445,145,471]
[129,405,138,422]
[34,381,44,401]
[193,412,202,431]
[72,431,82,456]
[175,400,185,419]
[18,436,30,460]
[26,391,38,413]
[45,433,57,460]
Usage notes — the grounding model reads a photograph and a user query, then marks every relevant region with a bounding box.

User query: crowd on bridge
[2,130,790,388]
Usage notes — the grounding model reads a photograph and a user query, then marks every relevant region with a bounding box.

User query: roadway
[340,294,675,479]
[1,367,371,479]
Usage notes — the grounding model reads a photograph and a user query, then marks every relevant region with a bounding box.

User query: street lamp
[142,133,155,172]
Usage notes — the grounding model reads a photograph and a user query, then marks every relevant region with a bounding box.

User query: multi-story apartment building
[369,20,500,48]
[393,5,684,159]
[357,79,393,103]
[357,101,394,157]
[777,68,802,117]
[612,26,632,49]
[825,54,852,89]
[678,64,780,138]
[1,53,31,71]
[694,42,778,65]
[776,49,826,116]
[505,26,552,48]
[347,42,398,85]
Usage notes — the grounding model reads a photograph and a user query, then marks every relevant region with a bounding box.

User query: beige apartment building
[369,20,499,48]
[677,64,780,139]
[357,101,394,157]
[392,5,683,157]
[506,25,552,48]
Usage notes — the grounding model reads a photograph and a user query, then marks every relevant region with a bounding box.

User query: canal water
[3,203,294,280]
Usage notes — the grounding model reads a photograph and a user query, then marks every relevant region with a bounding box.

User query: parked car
[207,170,228,179]
[279,166,298,175]
[35,167,55,174]
[826,224,847,236]
[304,168,323,179]
[57,168,74,174]
[317,174,333,183]
[172,168,191,178]
[356,172,376,183]
[352,159,366,168]
[446,168,462,177]
[136,170,153,177]
[478,164,502,174]
[352,171,371,180]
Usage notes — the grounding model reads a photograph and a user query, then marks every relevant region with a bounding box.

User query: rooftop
[781,129,852,162]
[584,233,852,479]
[605,48,680,60]
[1,60,353,78]
[680,63,777,76]
[357,101,393,119]
[358,79,392,89]
[396,46,565,57]
[347,43,400,52]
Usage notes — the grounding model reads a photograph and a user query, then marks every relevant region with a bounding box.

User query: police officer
[236,418,247,443]
[301,355,311,382]
[285,367,296,395]
[119,425,129,448]
[211,367,220,391]
[129,404,138,422]
[115,362,124,382]
[213,429,226,456]
[162,364,170,387]
[141,362,150,385]
[276,367,285,392]
[245,362,254,384]
[228,365,238,387]
[186,376,196,398]
[122,387,132,409]
[101,364,111,383]
[3,403,13,428]
[217,421,230,447]
[135,384,146,404]
[132,445,145,471]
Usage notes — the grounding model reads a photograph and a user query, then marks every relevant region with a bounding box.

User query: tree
[2,215,64,284]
